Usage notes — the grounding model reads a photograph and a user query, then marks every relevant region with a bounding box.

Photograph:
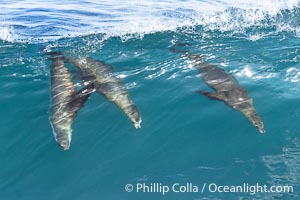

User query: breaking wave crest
[1,0,300,43]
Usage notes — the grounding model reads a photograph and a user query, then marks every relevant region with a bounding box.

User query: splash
[285,67,300,83]
[235,65,255,78]
[0,26,15,42]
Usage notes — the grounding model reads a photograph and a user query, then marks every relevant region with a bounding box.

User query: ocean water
[1,0,300,199]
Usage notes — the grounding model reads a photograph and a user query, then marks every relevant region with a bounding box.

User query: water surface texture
[1,0,300,199]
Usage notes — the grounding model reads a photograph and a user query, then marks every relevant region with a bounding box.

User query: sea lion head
[241,108,265,134]
[54,129,71,151]
[131,113,142,129]
[247,111,265,134]
[233,99,265,133]
[58,138,70,151]
[127,105,142,129]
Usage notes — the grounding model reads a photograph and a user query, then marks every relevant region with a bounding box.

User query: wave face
[1,1,300,200]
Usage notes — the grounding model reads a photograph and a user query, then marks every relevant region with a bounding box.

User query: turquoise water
[1,1,300,199]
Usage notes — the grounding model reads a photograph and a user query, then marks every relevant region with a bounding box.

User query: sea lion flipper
[196,90,222,101]
[68,83,95,109]
[74,83,95,99]
[72,71,95,83]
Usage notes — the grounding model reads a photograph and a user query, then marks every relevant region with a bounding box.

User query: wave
[262,138,300,199]
[1,0,300,43]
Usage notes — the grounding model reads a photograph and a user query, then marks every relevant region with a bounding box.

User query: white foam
[0,26,15,42]
[236,65,255,78]
[248,33,269,41]
[285,67,300,83]
[234,65,278,80]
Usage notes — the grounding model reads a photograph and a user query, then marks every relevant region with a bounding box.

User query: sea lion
[188,54,265,133]
[65,56,142,129]
[49,52,94,150]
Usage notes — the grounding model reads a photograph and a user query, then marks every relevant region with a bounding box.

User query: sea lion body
[189,54,265,133]
[66,57,142,129]
[50,53,92,150]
